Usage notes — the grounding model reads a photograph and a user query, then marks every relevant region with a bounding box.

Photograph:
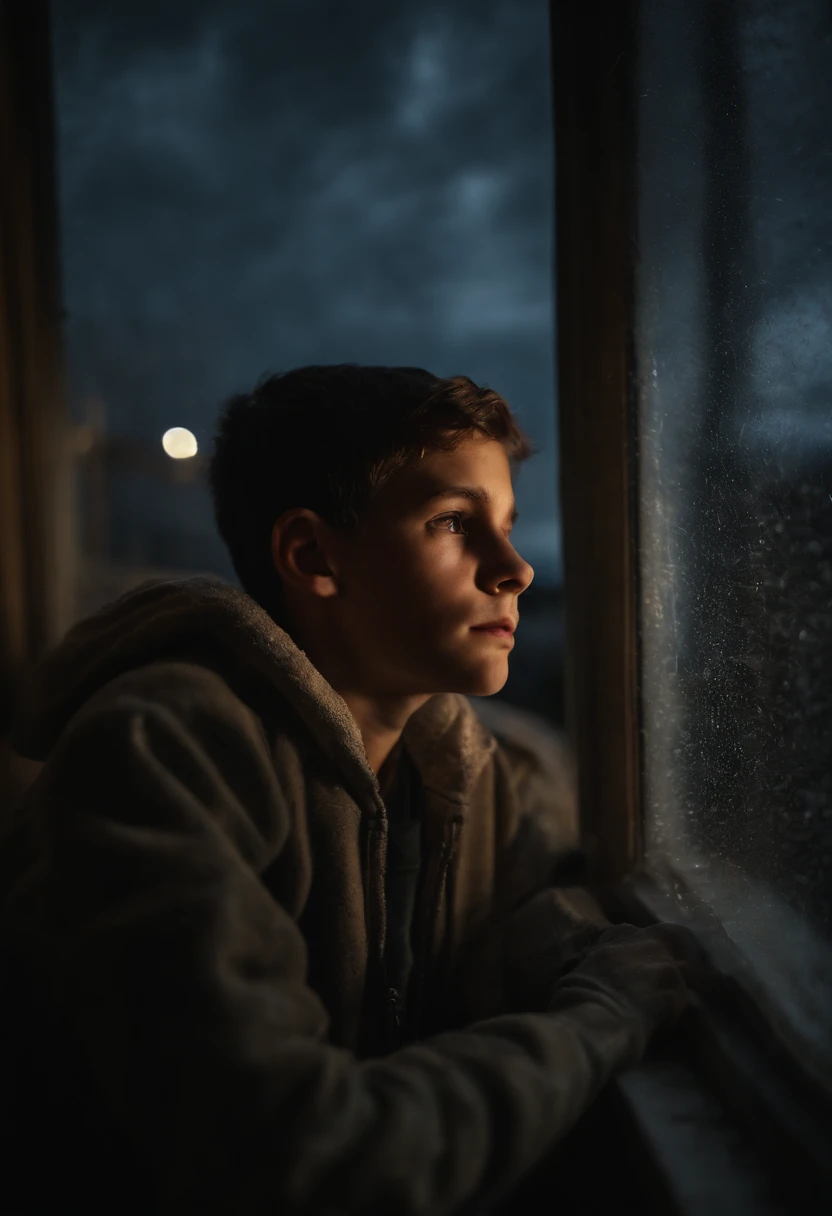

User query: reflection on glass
[636,0,832,1078]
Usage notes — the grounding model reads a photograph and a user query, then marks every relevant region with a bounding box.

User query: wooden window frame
[0,0,74,795]
[553,0,641,884]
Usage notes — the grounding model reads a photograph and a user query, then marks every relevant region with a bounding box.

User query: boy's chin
[452,662,510,699]
[403,651,510,698]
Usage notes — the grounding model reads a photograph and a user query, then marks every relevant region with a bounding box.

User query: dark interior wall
[0,0,73,792]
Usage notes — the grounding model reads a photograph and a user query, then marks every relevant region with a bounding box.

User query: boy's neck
[280,609,432,775]
[338,689,432,775]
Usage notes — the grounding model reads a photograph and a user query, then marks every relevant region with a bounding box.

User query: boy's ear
[270,509,339,599]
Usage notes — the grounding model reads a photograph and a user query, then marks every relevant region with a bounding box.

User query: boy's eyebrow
[419,484,519,524]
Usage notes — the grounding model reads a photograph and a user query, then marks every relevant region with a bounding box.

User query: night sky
[52,0,562,584]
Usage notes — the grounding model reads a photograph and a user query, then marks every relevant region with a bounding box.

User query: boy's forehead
[380,436,514,512]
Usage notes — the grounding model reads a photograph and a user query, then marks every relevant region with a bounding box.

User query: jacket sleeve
[5,666,646,1216]
[445,705,612,1024]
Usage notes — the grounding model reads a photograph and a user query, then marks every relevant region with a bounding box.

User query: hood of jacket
[13,575,497,818]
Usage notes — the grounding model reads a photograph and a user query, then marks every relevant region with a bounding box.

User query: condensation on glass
[636,0,832,1078]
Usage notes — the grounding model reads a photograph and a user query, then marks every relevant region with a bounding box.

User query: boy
[3,365,707,1215]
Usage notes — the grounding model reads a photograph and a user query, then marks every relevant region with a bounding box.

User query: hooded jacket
[1,576,648,1216]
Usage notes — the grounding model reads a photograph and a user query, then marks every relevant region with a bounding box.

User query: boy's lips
[470,618,517,639]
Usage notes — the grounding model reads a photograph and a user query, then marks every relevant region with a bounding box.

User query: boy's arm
[494,735,611,1010]
[6,664,675,1216]
[447,702,611,1024]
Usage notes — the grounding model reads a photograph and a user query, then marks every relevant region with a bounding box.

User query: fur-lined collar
[14,576,496,817]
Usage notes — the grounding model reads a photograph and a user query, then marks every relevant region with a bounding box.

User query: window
[637,0,832,1085]
[556,0,832,1094]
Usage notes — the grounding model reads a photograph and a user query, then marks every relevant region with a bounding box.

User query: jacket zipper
[371,801,463,1053]
[400,817,462,1046]
[386,986,403,1051]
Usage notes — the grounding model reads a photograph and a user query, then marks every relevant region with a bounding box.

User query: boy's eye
[432,512,468,535]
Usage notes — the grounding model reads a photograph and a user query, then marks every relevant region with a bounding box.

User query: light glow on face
[327,435,534,699]
[162,427,198,459]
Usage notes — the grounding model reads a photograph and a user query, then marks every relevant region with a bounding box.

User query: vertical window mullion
[552,0,641,882]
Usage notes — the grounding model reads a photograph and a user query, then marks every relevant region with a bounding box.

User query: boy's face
[325,434,534,698]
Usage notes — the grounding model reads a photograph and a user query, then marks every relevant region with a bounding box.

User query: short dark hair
[209,363,534,617]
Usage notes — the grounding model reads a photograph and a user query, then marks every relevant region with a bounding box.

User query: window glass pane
[636,0,832,1075]
[53,0,563,722]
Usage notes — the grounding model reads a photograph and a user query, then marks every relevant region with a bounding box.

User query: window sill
[607,1057,784,1216]
[598,873,832,1213]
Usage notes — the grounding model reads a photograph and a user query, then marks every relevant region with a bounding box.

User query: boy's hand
[549,921,715,1037]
